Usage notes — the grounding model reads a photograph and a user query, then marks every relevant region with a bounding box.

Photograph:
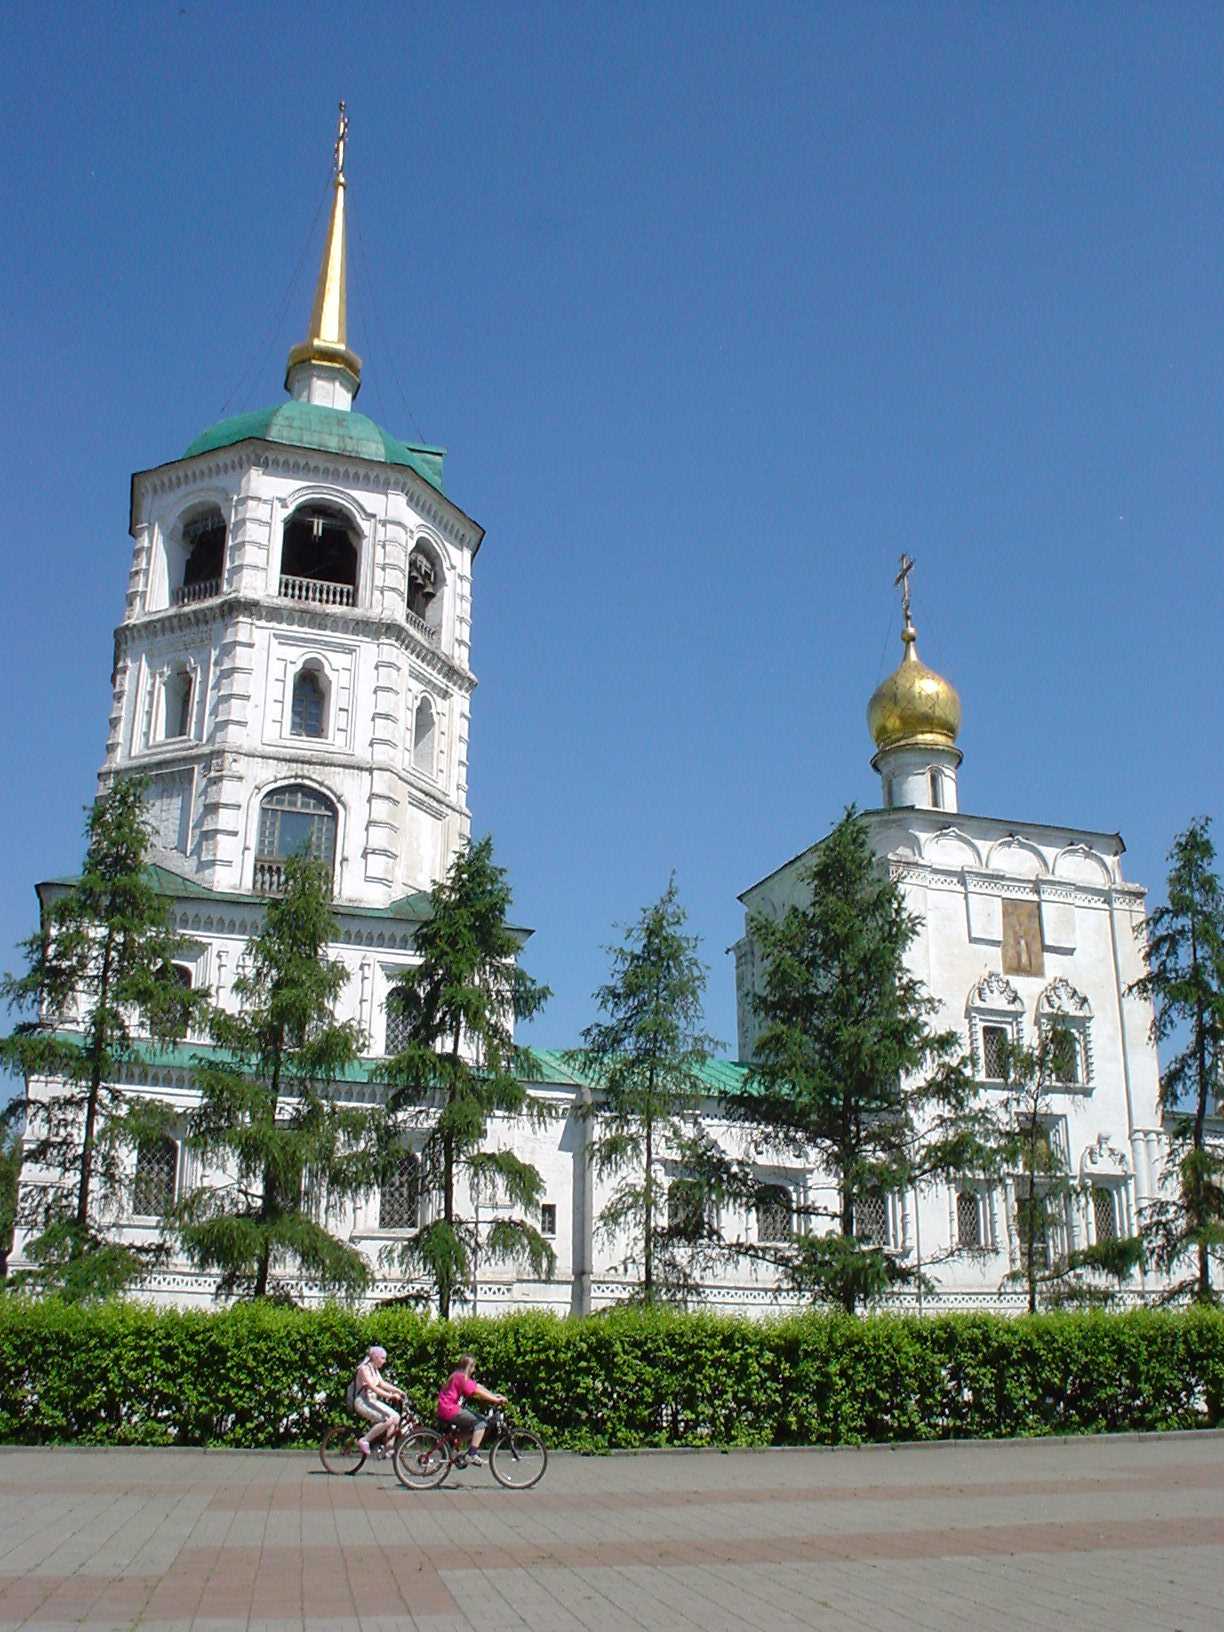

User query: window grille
[1092,1186,1118,1243]
[981,1024,1008,1079]
[384,999,411,1056]
[956,1189,983,1249]
[290,669,326,738]
[132,1137,177,1218]
[379,1153,419,1231]
[540,1203,557,1237]
[855,1190,888,1246]
[755,1184,794,1243]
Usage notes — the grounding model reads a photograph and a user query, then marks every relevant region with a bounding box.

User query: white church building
[14,116,1169,1314]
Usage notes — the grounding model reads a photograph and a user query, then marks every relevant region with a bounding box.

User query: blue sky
[3,1,1221,1054]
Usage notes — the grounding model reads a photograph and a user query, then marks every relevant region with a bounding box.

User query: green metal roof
[523,1049,752,1094]
[55,1033,751,1096]
[40,864,435,925]
[183,402,446,494]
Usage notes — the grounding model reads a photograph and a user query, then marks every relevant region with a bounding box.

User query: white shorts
[354,1392,399,1427]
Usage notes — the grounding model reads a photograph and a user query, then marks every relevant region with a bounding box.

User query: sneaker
[466,1452,484,1467]
[357,1438,371,1456]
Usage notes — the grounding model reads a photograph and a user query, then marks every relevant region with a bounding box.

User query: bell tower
[104,105,485,908]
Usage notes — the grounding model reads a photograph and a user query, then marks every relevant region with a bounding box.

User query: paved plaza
[1,1433,1222,1631]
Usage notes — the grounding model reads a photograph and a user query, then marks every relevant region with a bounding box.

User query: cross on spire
[894,552,915,628]
[334,100,349,182]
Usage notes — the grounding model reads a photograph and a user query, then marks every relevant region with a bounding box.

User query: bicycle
[319,1397,420,1475]
[393,1404,547,1491]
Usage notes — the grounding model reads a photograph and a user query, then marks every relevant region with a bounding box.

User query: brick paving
[1,1434,1222,1630]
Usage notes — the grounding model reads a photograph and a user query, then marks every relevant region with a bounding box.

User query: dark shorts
[441,1408,486,1436]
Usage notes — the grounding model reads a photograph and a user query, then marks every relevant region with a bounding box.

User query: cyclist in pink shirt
[436,1353,506,1467]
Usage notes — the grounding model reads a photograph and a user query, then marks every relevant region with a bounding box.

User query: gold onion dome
[868,619,962,752]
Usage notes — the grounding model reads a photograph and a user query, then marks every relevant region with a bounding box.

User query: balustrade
[173,578,222,606]
[278,574,355,608]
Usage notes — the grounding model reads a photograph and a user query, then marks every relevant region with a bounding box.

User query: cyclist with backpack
[350,1344,405,1457]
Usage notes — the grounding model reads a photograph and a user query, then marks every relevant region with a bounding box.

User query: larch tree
[175,855,376,1301]
[383,836,553,1319]
[723,808,995,1314]
[1128,817,1224,1303]
[570,879,722,1306]
[0,776,208,1298]
[988,1028,1143,1312]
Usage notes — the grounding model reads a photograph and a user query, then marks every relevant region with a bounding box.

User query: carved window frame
[1038,978,1094,1091]
[966,972,1024,1084]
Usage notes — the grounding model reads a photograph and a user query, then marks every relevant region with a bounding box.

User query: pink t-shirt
[437,1370,477,1421]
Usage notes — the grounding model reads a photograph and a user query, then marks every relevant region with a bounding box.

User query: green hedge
[1,1302,1221,1449]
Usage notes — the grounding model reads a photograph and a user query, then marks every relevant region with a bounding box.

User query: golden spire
[867,554,962,752]
[285,101,363,398]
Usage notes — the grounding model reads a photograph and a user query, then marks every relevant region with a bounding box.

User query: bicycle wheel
[393,1427,451,1491]
[319,1424,367,1475]
[489,1429,548,1489]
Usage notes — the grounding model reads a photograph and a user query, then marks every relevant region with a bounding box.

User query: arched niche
[280,502,359,608]
[986,834,1049,880]
[1053,845,1112,885]
[406,536,445,640]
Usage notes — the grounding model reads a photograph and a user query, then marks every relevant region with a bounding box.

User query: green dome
[184,401,445,493]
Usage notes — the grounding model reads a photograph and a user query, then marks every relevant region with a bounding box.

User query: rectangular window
[379,1153,419,1231]
[540,1203,556,1237]
[981,1024,1009,1079]
[755,1184,794,1243]
[956,1189,983,1250]
[1092,1186,1118,1244]
[855,1190,889,1247]
[384,1001,411,1056]
[132,1137,178,1218]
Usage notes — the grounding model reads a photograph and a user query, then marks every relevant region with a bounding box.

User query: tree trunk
[643,1107,654,1307]
[76,931,115,1240]
[1190,918,1212,1304]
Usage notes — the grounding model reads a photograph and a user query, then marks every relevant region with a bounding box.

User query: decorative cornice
[889,860,1114,911]
[133,448,480,556]
[117,594,475,692]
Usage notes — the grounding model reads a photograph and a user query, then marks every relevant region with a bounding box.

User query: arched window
[379,1152,419,1231]
[170,963,194,990]
[406,543,443,640]
[412,695,436,774]
[929,769,944,810]
[755,1184,794,1243]
[280,504,358,608]
[254,784,337,896]
[174,507,227,605]
[132,1136,178,1218]
[164,669,194,740]
[290,665,327,739]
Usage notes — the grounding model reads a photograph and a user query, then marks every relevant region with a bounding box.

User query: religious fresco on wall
[1001,899,1044,978]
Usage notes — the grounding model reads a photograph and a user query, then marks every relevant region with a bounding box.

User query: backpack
[345,1374,359,1411]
